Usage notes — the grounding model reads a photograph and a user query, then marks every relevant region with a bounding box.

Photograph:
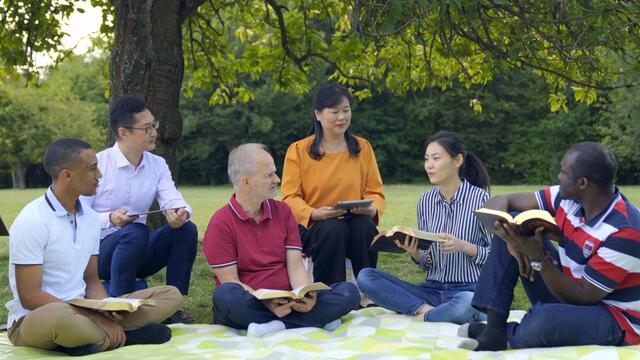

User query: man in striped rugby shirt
[461,142,640,351]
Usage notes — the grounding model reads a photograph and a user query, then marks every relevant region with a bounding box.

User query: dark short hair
[109,96,147,139]
[43,138,92,179]
[567,142,617,190]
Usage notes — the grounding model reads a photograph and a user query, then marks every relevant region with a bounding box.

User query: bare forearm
[20,291,62,310]
[288,264,312,289]
[539,265,601,305]
[462,242,478,257]
[85,280,108,300]
[483,196,509,212]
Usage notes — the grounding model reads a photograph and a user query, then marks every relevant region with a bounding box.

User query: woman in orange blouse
[281,83,386,285]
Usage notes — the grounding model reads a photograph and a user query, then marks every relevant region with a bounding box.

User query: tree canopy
[1,0,639,188]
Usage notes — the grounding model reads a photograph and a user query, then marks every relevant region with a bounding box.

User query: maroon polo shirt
[203,195,303,291]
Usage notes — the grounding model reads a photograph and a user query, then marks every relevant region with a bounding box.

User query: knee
[45,303,76,324]
[120,223,150,245]
[332,282,361,310]
[212,282,245,309]
[348,214,375,229]
[356,267,377,292]
[178,221,198,242]
[157,285,184,309]
[450,291,474,307]
[317,219,350,240]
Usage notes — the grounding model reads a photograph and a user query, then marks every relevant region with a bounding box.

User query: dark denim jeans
[357,268,486,324]
[212,282,360,329]
[472,235,625,348]
[99,222,198,296]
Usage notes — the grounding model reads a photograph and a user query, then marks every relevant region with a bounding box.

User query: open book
[69,297,155,312]
[251,282,330,300]
[0,214,8,236]
[368,225,445,253]
[474,208,560,236]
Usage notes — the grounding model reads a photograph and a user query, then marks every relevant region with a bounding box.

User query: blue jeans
[98,222,198,296]
[212,282,360,329]
[357,268,486,324]
[472,235,625,348]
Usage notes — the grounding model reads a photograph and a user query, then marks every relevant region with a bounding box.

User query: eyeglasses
[123,121,159,136]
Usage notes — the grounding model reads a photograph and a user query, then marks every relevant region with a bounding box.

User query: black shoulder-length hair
[307,83,361,160]
[425,131,491,192]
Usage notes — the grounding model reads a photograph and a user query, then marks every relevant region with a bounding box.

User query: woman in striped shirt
[357,131,491,324]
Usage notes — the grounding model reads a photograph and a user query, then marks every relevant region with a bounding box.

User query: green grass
[1,184,639,324]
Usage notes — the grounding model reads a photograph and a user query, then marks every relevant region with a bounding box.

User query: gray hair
[228,143,270,188]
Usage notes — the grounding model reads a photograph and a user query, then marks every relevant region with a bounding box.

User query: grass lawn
[1,184,639,324]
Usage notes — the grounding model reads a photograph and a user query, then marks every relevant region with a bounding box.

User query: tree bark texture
[110,0,187,228]
[109,0,184,177]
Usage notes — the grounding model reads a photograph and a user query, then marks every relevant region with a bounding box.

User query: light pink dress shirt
[81,143,192,239]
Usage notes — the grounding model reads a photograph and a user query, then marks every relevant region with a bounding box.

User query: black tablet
[333,199,374,210]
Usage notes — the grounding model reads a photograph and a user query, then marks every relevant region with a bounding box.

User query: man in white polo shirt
[6,139,183,356]
[81,96,197,324]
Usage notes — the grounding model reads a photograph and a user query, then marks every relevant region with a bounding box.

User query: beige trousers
[8,285,183,351]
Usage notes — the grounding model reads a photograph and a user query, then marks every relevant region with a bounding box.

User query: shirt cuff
[98,212,111,230]
[417,250,432,271]
[474,245,490,265]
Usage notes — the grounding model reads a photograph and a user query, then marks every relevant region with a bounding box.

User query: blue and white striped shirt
[416,179,491,283]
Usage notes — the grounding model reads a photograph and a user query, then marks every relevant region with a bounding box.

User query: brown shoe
[162,309,195,324]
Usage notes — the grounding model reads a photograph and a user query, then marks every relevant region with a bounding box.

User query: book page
[291,283,331,297]
[252,289,294,300]
[102,297,144,305]
[474,208,515,222]
[513,209,556,225]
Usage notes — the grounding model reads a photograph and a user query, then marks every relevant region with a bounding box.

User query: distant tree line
[0,55,638,189]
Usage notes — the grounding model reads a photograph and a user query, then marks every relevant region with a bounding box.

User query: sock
[457,322,486,339]
[247,320,285,337]
[323,319,341,332]
[473,310,508,351]
[55,344,102,356]
[124,323,172,346]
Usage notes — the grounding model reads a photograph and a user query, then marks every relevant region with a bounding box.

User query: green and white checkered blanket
[1,308,638,359]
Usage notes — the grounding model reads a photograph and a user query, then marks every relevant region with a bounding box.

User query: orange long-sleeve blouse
[281,135,386,229]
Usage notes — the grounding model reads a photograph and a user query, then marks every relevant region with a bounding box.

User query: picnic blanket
[1,308,639,359]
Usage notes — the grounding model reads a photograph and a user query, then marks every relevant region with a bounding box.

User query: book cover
[251,282,330,300]
[69,297,155,312]
[369,225,445,253]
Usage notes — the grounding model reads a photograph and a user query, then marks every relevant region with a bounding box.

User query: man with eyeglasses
[81,96,198,324]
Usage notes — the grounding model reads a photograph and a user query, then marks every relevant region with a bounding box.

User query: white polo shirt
[6,187,100,328]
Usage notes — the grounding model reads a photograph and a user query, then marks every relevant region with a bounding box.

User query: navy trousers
[471,235,625,348]
[212,282,360,329]
[98,222,198,296]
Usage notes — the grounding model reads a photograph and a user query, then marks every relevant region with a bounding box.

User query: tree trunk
[110,0,186,229]
[10,160,27,189]
[109,0,184,176]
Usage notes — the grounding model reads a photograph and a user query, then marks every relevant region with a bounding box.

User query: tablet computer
[333,199,374,211]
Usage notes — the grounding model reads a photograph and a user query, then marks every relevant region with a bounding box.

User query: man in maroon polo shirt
[203,143,360,337]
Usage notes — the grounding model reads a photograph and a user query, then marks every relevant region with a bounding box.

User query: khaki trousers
[8,285,183,351]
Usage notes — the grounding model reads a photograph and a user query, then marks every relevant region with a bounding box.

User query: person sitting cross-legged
[81,96,197,324]
[6,139,183,356]
[203,143,360,337]
[460,142,640,351]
